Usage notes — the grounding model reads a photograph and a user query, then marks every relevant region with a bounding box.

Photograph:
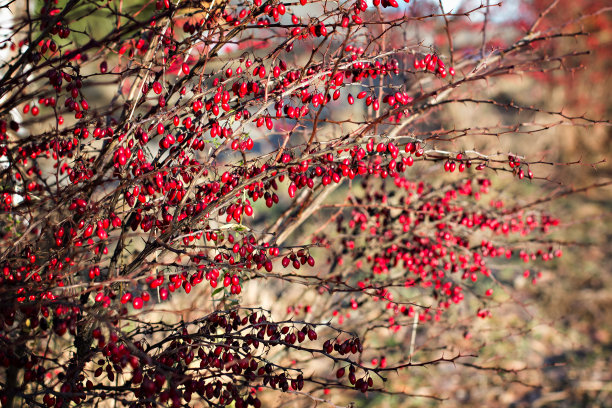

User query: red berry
[132,297,143,309]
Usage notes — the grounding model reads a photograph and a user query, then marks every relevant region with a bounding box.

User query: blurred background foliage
[365,0,612,405]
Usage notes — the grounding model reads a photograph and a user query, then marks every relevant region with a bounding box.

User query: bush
[0,0,608,406]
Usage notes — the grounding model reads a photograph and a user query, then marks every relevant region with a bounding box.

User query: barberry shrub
[0,0,608,407]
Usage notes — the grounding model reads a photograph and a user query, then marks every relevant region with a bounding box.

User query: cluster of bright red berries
[314,174,561,327]
[414,53,456,78]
